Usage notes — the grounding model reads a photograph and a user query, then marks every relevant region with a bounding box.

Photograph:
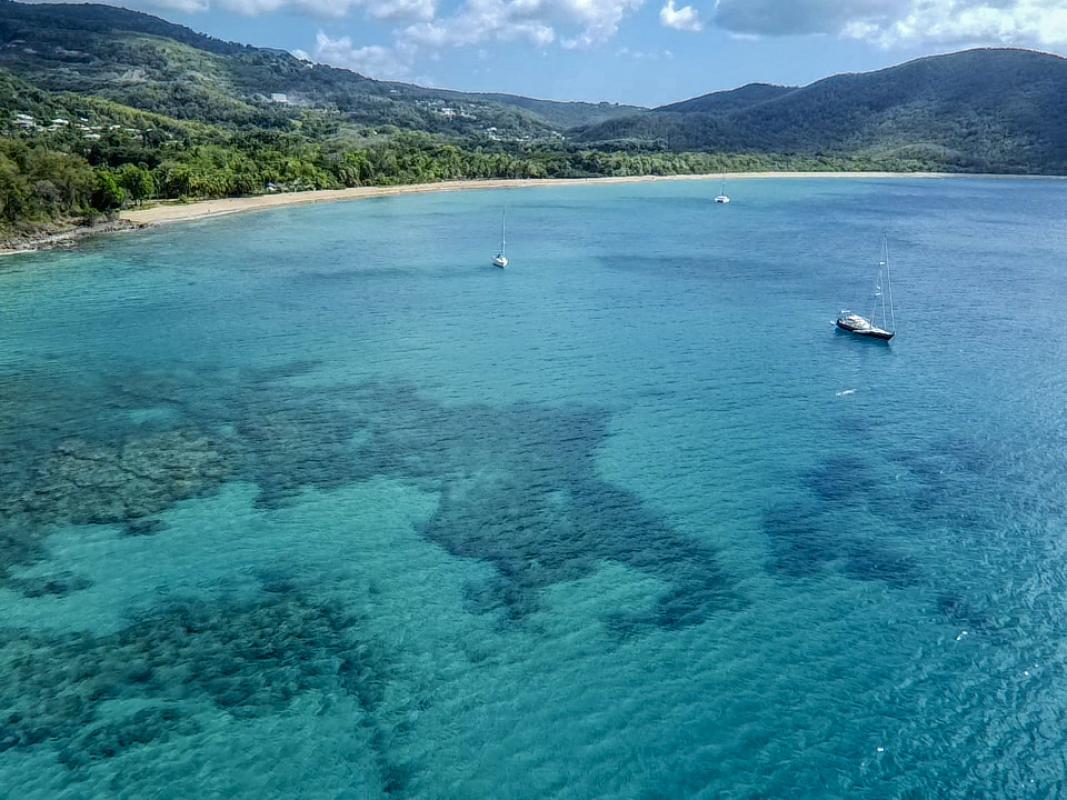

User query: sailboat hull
[836,319,894,340]
[835,237,896,341]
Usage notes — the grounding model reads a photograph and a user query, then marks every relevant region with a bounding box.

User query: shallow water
[2,177,1067,798]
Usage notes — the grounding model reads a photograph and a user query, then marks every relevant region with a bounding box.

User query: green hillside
[577,49,1067,173]
[1,64,855,241]
[0,0,639,136]
[1,0,1064,242]
[657,83,794,114]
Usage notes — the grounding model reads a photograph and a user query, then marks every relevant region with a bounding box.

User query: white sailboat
[836,235,896,341]
[714,174,730,204]
[492,209,508,268]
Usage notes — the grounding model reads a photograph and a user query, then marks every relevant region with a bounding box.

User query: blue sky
[55,0,1067,105]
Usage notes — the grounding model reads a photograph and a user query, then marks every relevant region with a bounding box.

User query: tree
[117,163,155,204]
[92,171,126,213]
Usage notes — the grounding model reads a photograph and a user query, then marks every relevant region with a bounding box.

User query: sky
[36,0,1067,105]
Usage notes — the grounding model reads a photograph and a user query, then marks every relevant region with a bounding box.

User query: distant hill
[576,49,1067,173]
[449,92,643,130]
[6,1,1065,242]
[657,83,794,114]
[0,0,642,136]
[3,2,1064,173]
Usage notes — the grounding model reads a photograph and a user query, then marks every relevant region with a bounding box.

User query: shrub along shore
[2,121,973,253]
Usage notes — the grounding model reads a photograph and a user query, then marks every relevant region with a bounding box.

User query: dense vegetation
[577,49,1067,174]
[0,100,879,235]
[0,0,637,138]
[0,0,1063,239]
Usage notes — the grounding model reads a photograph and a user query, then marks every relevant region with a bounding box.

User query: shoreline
[2,171,1062,257]
[120,171,1061,229]
[0,219,145,258]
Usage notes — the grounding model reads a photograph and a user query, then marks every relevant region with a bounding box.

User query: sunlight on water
[2,178,1067,798]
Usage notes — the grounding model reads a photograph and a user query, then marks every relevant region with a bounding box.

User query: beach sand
[118,172,981,228]
[1,171,1056,257]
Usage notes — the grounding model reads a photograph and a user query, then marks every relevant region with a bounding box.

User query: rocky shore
[0,218,146,257]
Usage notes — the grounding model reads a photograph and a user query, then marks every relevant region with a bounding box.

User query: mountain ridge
[2,1,1064,244]
[0,0,642,134]
[577,48,1067,173]
[656,83,797,114]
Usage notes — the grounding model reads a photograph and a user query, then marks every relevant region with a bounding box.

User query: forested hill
[576,49,1067,174]
[657,83,795,114]
[0,0,639,136]
[2,0,1065,243]
[0,0,248,56]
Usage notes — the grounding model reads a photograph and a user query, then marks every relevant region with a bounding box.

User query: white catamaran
[492,209,508,268]
[714,174,730,204]
[836,235,896,341]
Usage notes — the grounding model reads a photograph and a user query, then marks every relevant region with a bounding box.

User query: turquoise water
[2,177,1067,798]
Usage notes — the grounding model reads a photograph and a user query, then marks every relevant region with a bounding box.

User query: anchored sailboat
[492,209,508,268]
[836,235,896,341]
[714,174,730,204]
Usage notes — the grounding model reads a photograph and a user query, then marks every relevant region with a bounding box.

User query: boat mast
[501,209,507,258]
[879,256,888,329]
[883,235,896,332]
[869,249,880,325]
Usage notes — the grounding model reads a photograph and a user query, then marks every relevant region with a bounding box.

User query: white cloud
[401,0,642,51]
[617,45,676,58]
[859,0,1067,47]
[296,0,646,83]
[660,0,702,31]
[312,32,417,78]
[713,0,1067,47]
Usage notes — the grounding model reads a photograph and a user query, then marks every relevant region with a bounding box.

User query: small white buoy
[876,747,885,753]
[956,630,968,641]
[1024,670,1030,677]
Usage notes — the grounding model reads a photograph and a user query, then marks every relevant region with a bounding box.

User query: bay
[2,177,1066,798]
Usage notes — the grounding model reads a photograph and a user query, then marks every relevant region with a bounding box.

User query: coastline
[1,170,1061,257]
[0,219,145,258]
[117,171,1012,228]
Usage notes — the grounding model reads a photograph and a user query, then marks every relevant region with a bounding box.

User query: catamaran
[492,209,508,268]
[714,174,730,204]
[836,236,896,341]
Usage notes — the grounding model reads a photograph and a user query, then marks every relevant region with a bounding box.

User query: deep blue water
[2,177,1067,798]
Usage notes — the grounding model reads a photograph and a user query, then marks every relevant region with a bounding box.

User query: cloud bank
[713,0,1067,48]
[29,0,1067,81]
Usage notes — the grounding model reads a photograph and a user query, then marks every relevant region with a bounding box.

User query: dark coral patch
[0,430,230,581]
[763,502,918,588]
[762,504,838,578]
[57,707,199,770]
[124,519,167,537]
[0,592,390,768]
[350,385,738,628]
[9,571,93,598]
[2,365,739,631]
[804,455,877,503]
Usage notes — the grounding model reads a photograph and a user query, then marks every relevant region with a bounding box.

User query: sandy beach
[119,171,1033,228]
[1,171,1057,258]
